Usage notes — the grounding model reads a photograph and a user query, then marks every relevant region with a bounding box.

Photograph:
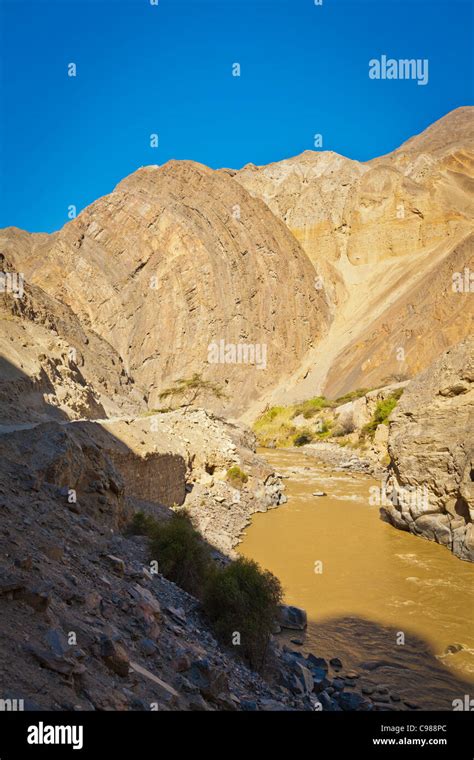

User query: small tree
[149,511,212,595]
[127,510,157,536]
[203,557,282,670]
[158,372,226,412]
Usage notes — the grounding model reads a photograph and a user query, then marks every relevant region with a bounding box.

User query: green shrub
[361,389,404,439]
[149,511,212,595]
[292,396,331,419]
[252,406,297,447]
[315,418,332,437]
[261,406,286,422]
[203,557,282,670]
[226,466,248,487]
[128,510,158,536]
[158,372,226,411]
[134,512,283,671]
[334,388,370,405]
[294,431,313,446]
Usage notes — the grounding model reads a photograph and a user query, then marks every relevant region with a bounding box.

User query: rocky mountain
[383,338,473,561]
[1,161,328,418]
[0,107,472,717]
[1,108,472,419]
[235,107,473,403]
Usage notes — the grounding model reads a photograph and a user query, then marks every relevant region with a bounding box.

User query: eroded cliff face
[322,231,474,398]
[383,338,474,561]
[91,409,287,555]
[2,108,472,417]
[0,251,141,424]
[234,107,474,403]
[2,160,329,417]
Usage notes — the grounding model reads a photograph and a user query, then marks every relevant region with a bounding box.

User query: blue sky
[0,0,472,232]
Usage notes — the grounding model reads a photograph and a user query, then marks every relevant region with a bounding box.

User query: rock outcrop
[0,253,141,425]
[90,409,287,555]
[383,339,474,561]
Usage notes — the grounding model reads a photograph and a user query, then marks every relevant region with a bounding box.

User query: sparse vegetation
[361,388,404,439]
[141,407,173,416]
[203,557,282,670]
[128,509,282,671]
[128,510,158,536]
[226,466,248,487]
[314,418,332,439]
[149,510,213,595]
[158,372,227,411]
[253,405,297,447]
[253,396,338,446]
[253,398,334,447]
[292,396,331,419]
[253,384,405,449]
[334,388,371,405]
[259,406,286,422]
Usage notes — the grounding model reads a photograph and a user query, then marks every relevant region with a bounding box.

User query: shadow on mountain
[0,354,187,522]
[1,358,470,711]
[0,355,71,427]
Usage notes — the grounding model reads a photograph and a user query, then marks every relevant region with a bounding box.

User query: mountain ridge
[1,107,473,419]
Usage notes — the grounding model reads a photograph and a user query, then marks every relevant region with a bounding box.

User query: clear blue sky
[0,0,472,232]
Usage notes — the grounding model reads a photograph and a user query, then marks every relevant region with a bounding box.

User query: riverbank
[239,447,474,710]
[293,441,385,478]
[0,401,470,712]
[0,419,314,712]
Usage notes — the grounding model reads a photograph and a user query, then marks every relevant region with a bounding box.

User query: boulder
[99,637,130,678]
[337,692,372,711]
[277,605,307,630]
[187,659,229,701]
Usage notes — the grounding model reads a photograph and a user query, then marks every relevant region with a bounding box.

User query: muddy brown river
[238,448,474,710]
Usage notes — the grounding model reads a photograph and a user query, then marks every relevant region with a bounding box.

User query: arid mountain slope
[2,161,328,416]
[381,105,474,160]
[1,108,472,418]
[323,231,473,397]
[0,252,140,425]
[234,107,474,403]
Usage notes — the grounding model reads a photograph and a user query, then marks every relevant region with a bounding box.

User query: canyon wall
[383,338,474,561]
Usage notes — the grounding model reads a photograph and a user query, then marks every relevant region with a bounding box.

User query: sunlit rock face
[3,160,328,417]
[235,107,474,401]
[384,338,474,561]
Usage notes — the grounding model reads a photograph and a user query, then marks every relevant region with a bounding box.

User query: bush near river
[253,386,404,449]
[129,510,281,670]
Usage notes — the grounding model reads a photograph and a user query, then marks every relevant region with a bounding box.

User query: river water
[238,448,474,710]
